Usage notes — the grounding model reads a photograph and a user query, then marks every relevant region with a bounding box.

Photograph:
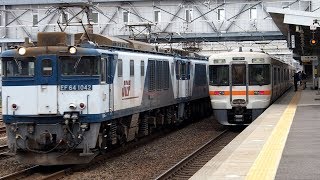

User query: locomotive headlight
[18,47,26,55]
[79,103,86,110]
[68,46,77,54]
[12,104,18,110]
[69,103,77,110]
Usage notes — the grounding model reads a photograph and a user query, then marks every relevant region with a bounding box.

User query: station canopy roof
[267,7,320,59]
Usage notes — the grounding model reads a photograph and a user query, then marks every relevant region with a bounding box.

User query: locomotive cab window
[60,56,100,76]
[2,57,35,77]
[249,64,270,85]
[209,65,229,86]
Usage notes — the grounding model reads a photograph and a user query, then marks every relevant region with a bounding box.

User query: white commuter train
[1,32,211,165]
[209,50,294,125]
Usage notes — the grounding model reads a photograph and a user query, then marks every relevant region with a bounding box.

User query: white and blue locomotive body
[1,32,210,165]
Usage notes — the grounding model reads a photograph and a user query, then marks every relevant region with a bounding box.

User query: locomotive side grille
[148,60,156,91]
[156,61,163,90]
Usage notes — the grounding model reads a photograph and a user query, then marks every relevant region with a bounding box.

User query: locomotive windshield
[60,56,100,76]
[2,57,35,77]
[249,64,270,85]
[209,65,229,86]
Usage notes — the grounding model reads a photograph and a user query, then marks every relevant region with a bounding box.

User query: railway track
[0,166,40,180]
[0,145,11,159]
[155,129,240,180]
[0,126,6,134]
[0,165,72,180]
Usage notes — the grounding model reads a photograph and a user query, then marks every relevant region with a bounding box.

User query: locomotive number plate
[60,85,92,91]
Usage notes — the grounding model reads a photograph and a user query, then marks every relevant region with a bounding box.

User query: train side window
[130,60,134,76]
[181,62,186,78]
[163,61,169,89]
[42,59,52,76]
[176,61,181,79]
[141,60,144,76]
[278,68,280,84]
[101,56,107,82]
[195,64,207,86]
[118,59,122,77]
[274,67,276,85]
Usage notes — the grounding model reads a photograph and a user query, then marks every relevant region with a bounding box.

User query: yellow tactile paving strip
[246,91,301,180]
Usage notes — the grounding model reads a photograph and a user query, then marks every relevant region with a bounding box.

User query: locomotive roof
[209,51,269,59]
[74,33,129,49]
[121,39,157,52]
[1,32,207,60]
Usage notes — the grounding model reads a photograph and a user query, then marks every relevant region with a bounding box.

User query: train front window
[60,56,100,76]
[209,65,229,86]
[249,64,270,85]
[2,57,35,77]
[232,64,246,86]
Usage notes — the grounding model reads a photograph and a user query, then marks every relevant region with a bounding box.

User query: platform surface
[191,86,320,179]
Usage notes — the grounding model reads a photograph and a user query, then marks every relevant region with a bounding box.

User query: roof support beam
[99,8,118,35]
[156,5,184,32]
[226,2,261,21]
[225,3,247,32]
[191,3,225,33]
[42,12,58,32]
[7,10,32,38]
[118,5,152,23]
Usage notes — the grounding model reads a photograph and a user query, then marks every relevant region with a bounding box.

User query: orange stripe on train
[209,90,271,96]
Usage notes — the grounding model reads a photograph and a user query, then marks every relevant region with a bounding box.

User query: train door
[176,60,191,98]
[104,54,114,114]
[230,62,248,105]
[37,55,58,114]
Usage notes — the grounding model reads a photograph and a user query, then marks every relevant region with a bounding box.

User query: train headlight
[69,103,77,110]
[12,104,18,110]
[18,47,26,55]
[68,46,77,54]
[252,58,265,63]
[213,59,226,64]
[79,103,86,110]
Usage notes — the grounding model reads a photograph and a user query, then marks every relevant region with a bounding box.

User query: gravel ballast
[67,116,226,180]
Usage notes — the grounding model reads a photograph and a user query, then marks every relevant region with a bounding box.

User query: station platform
[191,84,320,179]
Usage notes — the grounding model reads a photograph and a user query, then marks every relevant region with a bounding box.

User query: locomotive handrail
[86,94,89,114]
[6,96,9,115]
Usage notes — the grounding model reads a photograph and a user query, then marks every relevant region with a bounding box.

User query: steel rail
[155,130,231,180]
